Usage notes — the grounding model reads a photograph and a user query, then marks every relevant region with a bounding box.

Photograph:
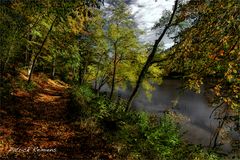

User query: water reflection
[102,79,237,152]
[132,80,218,146]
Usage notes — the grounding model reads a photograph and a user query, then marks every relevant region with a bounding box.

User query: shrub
[171,144,221,160]
[67,84,95,119]
[68,87,221,159]
[15,78,36,92]
[115,112,181,159]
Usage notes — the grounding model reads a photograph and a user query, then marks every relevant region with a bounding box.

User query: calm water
[102,79,239,152]
[133,80,218,146]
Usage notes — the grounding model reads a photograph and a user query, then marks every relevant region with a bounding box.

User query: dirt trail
[0,72,114,159]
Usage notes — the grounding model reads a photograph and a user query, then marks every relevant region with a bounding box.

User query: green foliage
[77,85,95,102]
[25,82,37,92]
[91,97,124,119]
[89,96,129,134]
[72,91,180,159]
[169,0,240,109]
[71,88,179,158]
[68,85,222,159]
[82,93,181,159]
[0,4,27,73]
[171,144,221,160]
[1,0,104,83]
[1,0,234,159]
[115,113,181,159]
[70,84,95,104]
[68,84,96,118]
[165,0,239,154]
[15,79,37,92]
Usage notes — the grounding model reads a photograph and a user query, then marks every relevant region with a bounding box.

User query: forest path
[0,71,114,159]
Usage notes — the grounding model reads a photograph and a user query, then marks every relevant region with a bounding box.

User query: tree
[0,0,104,83]
[106,0,142,100]
[0,2,29,74]
[82,9,110,91]
[126,0,180,111]
[168,0,239,148]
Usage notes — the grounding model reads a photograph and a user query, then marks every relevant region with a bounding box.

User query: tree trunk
[28,17,57,83]
[97,74,108,93]
[3,49,12,74]
[79,58,88,85]
[72,63,76,81]
[28,58,34,76]
[2,30,17,74]
[79,65,84,85]
[110,42,118,100]
[126,0,179,111]
[210,110,227,148]
[78,51,88,85]
[95,54,104,90]
[51,53,56,79]
[212,118,225,148]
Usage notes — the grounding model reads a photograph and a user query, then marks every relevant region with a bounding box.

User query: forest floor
[0,71,115,159]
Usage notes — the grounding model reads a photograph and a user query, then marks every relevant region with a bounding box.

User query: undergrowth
[69,84,221,160]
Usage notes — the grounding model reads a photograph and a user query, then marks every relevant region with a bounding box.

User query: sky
[127,0,176,48]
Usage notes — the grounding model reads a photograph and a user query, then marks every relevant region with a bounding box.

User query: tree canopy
[168,0,239,110]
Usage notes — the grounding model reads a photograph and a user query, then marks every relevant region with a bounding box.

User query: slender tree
[27,16,57,83]
[107,0,140,100]
[126,0,180,111]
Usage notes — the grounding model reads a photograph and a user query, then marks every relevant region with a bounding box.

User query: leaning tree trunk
[209,107,228,148]
[126,0,179,111]
[212,117,226,148]
[28,17,57,83]
[110,42,118,100]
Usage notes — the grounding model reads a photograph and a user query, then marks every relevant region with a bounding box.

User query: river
[101,79,239,153]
